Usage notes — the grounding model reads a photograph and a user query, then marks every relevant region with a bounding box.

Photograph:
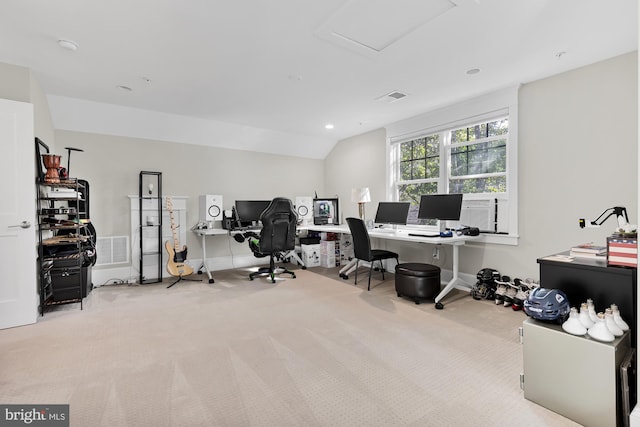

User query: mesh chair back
[259,197,297,253]
[346,217,373,262]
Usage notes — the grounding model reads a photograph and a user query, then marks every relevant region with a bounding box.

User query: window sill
[470,233,519,246]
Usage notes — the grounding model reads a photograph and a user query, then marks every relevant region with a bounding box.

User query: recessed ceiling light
[57,39,79,51]
[325,124,334,130]
[141,76,152,84]
[116,85,133,92]
[466,68,481,75]
[555,51,567,59]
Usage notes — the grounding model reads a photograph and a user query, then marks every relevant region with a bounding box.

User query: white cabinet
[521,318,631,427]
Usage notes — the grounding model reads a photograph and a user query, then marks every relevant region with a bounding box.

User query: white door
[0,98,37,329]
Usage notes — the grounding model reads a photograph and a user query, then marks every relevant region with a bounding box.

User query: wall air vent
[95,236,129,265]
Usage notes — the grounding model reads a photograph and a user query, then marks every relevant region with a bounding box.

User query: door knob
[9,221,31,229]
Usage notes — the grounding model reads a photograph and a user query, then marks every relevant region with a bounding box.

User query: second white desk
[304,224,477,305]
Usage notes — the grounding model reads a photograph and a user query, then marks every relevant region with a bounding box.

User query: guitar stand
[167,274,202,288]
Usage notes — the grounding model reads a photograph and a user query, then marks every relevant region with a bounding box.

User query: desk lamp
[351,187,370,221]
[579,206,636,234]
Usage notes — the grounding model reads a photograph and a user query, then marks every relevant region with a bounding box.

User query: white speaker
[199,195,223,221]
[295,196,313,223]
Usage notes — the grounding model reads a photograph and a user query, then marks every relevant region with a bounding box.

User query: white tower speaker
[295,196,313,225]
[199,195,223,222]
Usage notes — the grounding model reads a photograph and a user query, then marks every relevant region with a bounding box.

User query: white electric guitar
[165,197,194,277]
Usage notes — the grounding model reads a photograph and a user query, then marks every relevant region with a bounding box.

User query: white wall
[28,70,55,146]
[2,52,636,288]
[55,129,325,283]
[49,96,337,160]
[323,128,387,223]
[0,62,55,146]
[324,52,638,280]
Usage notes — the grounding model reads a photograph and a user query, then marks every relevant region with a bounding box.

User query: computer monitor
[417,194,463,222]
[313,198,339,225]
[374,202,410,226]
[235,200,271,227]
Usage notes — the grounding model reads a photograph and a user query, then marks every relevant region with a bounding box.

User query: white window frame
[385,86,519,245]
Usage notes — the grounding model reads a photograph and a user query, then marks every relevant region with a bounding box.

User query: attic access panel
[316,0,456,55]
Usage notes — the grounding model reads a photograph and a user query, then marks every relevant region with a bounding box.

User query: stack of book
[570,243,607,258]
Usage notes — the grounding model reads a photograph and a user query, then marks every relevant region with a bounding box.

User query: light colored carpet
[0,266,579,426]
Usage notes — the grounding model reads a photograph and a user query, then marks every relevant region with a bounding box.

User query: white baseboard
[91,258,475,291]
[195,255,272,272]
[91,255,271,286]
[92,266,136,286]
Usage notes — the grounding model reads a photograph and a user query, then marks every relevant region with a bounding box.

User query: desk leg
[199,234,214,284]
[339,259,357,279]
[434,244,472,305]
[284,250,306,269]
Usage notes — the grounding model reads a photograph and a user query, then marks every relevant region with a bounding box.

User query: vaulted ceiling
[1,0,637,153]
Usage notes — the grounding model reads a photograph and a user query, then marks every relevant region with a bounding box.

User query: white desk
[192,228,228,283]
[193,227,307,283]
[304,224,478,305]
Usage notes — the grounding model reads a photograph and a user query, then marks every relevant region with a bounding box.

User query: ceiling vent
[376,91,408,103]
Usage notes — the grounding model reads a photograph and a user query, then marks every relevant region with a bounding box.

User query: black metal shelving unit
[138,171,163,283]
[37,177,88,314]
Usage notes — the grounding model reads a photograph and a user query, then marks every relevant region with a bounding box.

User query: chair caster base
[208,279,214,284]
[339,273,349,280]
[435,302,444,310]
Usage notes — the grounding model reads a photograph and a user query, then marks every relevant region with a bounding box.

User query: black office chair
[248,197,298,283]
[346,217,399,290]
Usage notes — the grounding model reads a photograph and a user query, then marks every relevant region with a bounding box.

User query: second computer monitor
[235,200,271,226]
[417,194,463,221]
[375,202,410,225]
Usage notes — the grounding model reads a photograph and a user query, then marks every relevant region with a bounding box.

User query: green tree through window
[394,117,508,225]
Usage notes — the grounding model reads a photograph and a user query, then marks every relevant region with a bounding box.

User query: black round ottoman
[395,263,441,305]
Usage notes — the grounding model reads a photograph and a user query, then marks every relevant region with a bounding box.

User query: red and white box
[320,240,339,267]
[607,236,637,267]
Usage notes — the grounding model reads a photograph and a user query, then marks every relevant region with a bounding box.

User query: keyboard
[373,228,397,233]
[408,233,441,238]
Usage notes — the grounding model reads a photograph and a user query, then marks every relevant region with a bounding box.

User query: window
[386,87,518,244]
[449,118,508,194]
